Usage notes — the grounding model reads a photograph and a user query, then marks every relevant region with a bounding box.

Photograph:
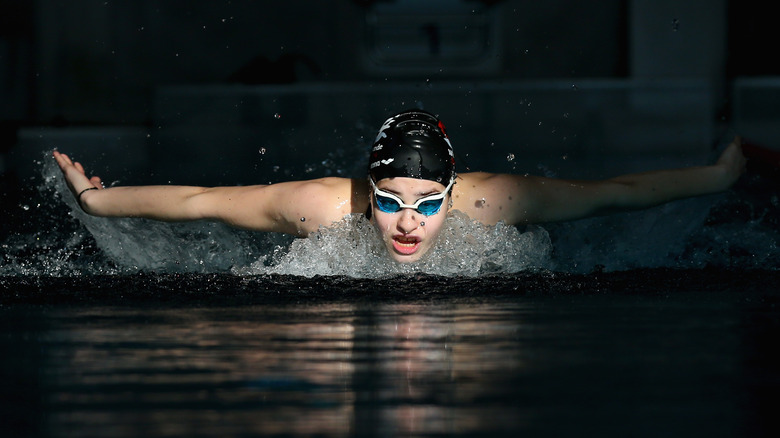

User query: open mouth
[392,235,421,255]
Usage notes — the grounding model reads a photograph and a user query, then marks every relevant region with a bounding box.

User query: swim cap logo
[438,120,449,138]
[368,109,455,184]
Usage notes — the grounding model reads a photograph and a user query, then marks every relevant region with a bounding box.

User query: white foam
[30,153,551,277]
[235,211,553,278]
[4,151,776,277]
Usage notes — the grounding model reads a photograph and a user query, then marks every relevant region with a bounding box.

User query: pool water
[3,152,777,278]
[1,269,779,437]
[1,151,778,436]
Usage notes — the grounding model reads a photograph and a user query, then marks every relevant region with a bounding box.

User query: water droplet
[563,112,570,118]
[300,217,306,222]
[420,221,426,227]
[274,113,281,119]
[506,153,515,161]
[21,205,30,211]
[258,147,266,154]
[571,84,579,91]
[562,154,569,160]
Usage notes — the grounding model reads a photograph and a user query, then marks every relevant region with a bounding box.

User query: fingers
[718,136,747,180]
[52,151,105,199]
[732,136,746,164]
[53,150,72,169]
[720,138,744,160]
[53,150,82,173]
[53,150,94,180]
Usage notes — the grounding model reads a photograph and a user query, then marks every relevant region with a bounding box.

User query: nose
[396,208,419,234]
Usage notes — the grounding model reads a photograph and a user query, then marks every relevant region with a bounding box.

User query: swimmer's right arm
[53,151,357,236]
[54,151,280,227]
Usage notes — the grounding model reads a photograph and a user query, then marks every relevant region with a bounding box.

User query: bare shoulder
[291,177,369,212]
[200,177,369,236]
[451,172,533,225]
[273,177,370,235]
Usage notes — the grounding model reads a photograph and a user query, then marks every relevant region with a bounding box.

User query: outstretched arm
[52,151,362,236]
[455,137,746,225]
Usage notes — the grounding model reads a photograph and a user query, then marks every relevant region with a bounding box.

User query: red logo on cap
[437,120,448,138]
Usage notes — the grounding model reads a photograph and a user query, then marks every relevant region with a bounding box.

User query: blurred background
[1,0,778,220]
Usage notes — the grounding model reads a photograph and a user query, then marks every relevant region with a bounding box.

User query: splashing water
[1,151,777,278]
[1,153,552,278]
[236,212,552,278]
[0,155,284,276]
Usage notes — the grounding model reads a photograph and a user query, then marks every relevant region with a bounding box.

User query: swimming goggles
[370,178,454,216]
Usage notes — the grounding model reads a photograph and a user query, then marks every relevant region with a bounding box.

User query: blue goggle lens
[375,195,443,216]
[370,178,453,217]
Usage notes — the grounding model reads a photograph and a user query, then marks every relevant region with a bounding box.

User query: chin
[390,253,421,263]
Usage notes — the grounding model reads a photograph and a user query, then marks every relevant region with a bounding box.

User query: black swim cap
[368,109,455,185]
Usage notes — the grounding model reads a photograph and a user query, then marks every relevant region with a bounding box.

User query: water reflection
[2,288,775,437]
[30,302,541,436]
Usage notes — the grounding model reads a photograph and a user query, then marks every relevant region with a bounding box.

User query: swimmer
[53,109,747,264]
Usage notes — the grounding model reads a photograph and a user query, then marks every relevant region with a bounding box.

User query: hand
[715,136,747,188]
[52,151,104,203]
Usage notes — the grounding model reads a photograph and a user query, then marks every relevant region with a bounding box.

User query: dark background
[1,0,778,237]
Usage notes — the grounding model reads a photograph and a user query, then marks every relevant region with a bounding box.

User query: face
[370,177,450,263]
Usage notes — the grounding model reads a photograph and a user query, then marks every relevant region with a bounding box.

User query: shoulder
[451,172,534,225]
[455,172,530,189]
[274,177,370,235]
[289,177,369,211]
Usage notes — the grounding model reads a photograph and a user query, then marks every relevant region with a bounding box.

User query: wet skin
[370,177,450,263]
[53,139,747,266]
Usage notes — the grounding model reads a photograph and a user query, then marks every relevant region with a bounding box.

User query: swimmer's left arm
[518,138,746,224]
[462,137,746,225]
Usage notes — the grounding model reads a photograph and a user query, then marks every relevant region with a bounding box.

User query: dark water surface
[2,269,779,437]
